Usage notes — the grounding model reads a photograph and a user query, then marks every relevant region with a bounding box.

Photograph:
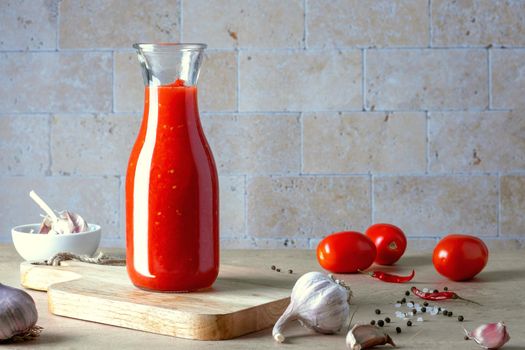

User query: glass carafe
[126,43,219,292]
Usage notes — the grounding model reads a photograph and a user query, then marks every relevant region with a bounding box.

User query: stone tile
[303,112,426,174]
[432,0,525,47]
[501,176,525,237]
[199,51,238,112]
[240,51,361,111]
[59,0,180,48]
[374,176,498,237]
[308,0,428,48]
[202,114,301,174]
[0,0,57,50]
[0,176,120,241]
[183,0,304,49]
[247,176,370,238]
[219,176,245,236]
[406,238,438,252]
[366,49,487,110]
[114,51,237,113]
[220,237,257,249]
[114,52,144,113]
[429,111,525,173]
[492,50,525,109]
[51,114,141,176]
[0,115,49,176]
[0,52,112,113]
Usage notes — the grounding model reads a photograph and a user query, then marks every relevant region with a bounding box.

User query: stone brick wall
[1,0,524,249]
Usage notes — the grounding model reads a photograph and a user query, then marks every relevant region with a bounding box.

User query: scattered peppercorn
[396,327,401,334]
[401,298,407,303]
[443,311,449,316]
[412,308,417,314]
[458,315,464,322]
[438,307,442,312]
[276,268,281,272]
[377,320,385,327]
[433,289,439,293]
[271,265,276,270]
[444,286,449,291]
[421,307,427,313]
[407,320,412,327]
[405,291,410,296]
[288,269,293,274]
[370,320,376,325]
[385,317,391,323]
[423,302,429,307]
[448,311,453,317]
[375,309,381,315]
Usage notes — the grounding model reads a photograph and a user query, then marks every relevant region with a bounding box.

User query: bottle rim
[133,43,207,52]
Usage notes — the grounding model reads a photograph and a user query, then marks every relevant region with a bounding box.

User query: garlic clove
[346,324,395,350]
[464,322,510,349]
[272,271,352,343]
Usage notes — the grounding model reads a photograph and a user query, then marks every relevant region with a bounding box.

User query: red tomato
[365,223,407,265]
[432,234,489,281]
[317,231,376,273]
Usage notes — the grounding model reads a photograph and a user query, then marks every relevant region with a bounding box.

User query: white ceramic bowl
[12,223,101,262]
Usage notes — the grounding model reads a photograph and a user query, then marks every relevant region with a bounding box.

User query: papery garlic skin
[0,284,38,340]
[272,272,352,343]
[346,324,395,350]
[464,322,510,349]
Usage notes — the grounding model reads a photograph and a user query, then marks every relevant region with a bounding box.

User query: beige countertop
[0,244,524,349]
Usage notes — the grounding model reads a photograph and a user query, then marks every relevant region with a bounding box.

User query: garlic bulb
[0,284,41,341]
[30,190,89,235]
[346,324,395,350]
[272,271,352,343]
[464,322,510,349]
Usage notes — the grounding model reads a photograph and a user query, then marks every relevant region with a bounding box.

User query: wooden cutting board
[20,261,296,340]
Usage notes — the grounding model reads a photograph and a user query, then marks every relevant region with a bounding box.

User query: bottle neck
[144,85,200,128]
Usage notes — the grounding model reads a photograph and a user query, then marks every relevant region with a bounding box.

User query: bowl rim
[12,223,101,237]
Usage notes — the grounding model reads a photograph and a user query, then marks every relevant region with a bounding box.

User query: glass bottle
[126,43,219,292]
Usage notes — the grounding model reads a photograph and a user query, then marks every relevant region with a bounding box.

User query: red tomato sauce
[126,83,219,292]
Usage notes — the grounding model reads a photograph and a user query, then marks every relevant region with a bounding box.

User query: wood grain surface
[20,261,296,340]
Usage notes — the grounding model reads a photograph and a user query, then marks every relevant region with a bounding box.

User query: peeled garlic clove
[464,322,510,349]
[272,272,352,343]
[346,324,395,350]
[0,283,40,341]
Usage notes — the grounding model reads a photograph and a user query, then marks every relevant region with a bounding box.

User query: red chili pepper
[366,270,415,283]
[410,287,481,305]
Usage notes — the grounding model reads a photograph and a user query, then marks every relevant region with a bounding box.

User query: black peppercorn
[370,320,376,325]
[458,315,464,322]
[405,290,410,296]
[423,302,429,307]
[401,298,407,303]
[421,307,427,313]
[396,327,401,334]
[448,311,453,317]
[288,269,293,274]
[412,308,417,314]
[444,286,449,291]
[276,268,281,272]
[407,320,412,327]
[377,320,385,327]
[433,289,439,293]
[271,265,276,270]
[375,309,381,315]
[385,317,391,323]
